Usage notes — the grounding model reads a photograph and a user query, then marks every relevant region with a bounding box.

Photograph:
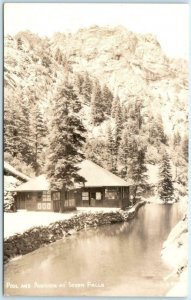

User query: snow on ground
[161,217,188,297]
[144,195,188,208]
[4,207,120,238]
[161,218,188,270]
[166,268,188,297]
[144,195,164,204]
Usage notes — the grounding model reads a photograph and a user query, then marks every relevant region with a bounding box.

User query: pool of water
[4,203,183,296]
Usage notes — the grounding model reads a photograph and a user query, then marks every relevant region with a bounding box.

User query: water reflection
[4,204,182,297]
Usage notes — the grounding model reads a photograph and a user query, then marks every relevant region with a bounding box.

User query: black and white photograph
[3,3,189,297]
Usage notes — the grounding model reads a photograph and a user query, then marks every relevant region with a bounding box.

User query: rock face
[4,27,188,135]
[4,201,145,264]
[50,26,188,135]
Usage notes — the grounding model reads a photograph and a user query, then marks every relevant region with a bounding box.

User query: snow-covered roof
[4,161,30,182]
[14,160,132,191]
[77,160,132,187]
[14,175,50,191]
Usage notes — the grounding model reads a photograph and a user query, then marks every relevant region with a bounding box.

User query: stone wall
[4,201,145,264]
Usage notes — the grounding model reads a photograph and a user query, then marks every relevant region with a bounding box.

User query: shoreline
[4,201,145,264]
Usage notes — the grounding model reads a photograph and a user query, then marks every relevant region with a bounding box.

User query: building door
[52,192,61,212]
[90,192,96,207]
[17,194,26,209]
[53,200,61,212]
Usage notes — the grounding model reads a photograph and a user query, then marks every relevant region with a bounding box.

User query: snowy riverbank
[161,215,188,297]
[4,201,145,263]
[4,207,121,238]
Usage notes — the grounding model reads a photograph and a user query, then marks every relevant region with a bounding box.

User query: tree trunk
[133,185,138,204]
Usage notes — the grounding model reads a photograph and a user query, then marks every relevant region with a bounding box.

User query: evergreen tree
[118,129,129,179]
[4,91,17,156]
[46,79,87,190]
[149,114,167,146]
[114,101,123,156]
[128,146,148,201]
[126,100,139,135]
[17,37,23,50]
[75,73,84,95]
[111,96,118,118]
[182,135,188,162]
[29,104,48,174]
[84,138,108,169]
[133,99,143,130]
[18,96,33,166]
[118,128,139,179]
[173,130,181,147]
[4,88,27,159]
[102,84,113,116]
[121,104,128,125]
[82,72,93,102]
[55,48,63,64]
[158,150,174,203]
[91,79,104,125]
[156,114,167,144]
[106,125,117,173]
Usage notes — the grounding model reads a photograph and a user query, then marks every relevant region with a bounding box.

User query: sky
[4,3,189,59]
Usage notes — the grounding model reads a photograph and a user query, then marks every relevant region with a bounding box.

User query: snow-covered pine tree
[4,89,17,156]
[46,78,87,190]
[173,130,181,147]
[18,95,34,166]
[82,72,93,102]
[102,84,113,116]
[128,146,148,201]
[4,88,26,159]
[156,114,168,144]
[158,150,174,203]
[55,48,63,65]
[126,100,139,135]
[75,73,84,95]
[121,103,128,125]
[134,99,143,131]
[118,127,137,180]
[149,114,167,146]
[31,104,48,174]
[91,79,104,125]
[106,125,117,173]
[16,37,23,50]
[118,129,129,179]
[114,101,123,157]
[182,135,188,162]
[111,96,118,118]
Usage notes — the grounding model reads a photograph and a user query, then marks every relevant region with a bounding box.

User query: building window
[96,192,102,200]
[82,192,89,201]
[42,191,51,202]
[52,192,61,201]
[37,203,42,210]
[37,202,51,210]
[105,188,117,200]
[47,203,51,210]
[42,203,47,210]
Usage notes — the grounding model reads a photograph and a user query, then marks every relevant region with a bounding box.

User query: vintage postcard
[3,3,189,297]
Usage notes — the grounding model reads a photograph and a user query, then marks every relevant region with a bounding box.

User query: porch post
[60,187,65,212]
